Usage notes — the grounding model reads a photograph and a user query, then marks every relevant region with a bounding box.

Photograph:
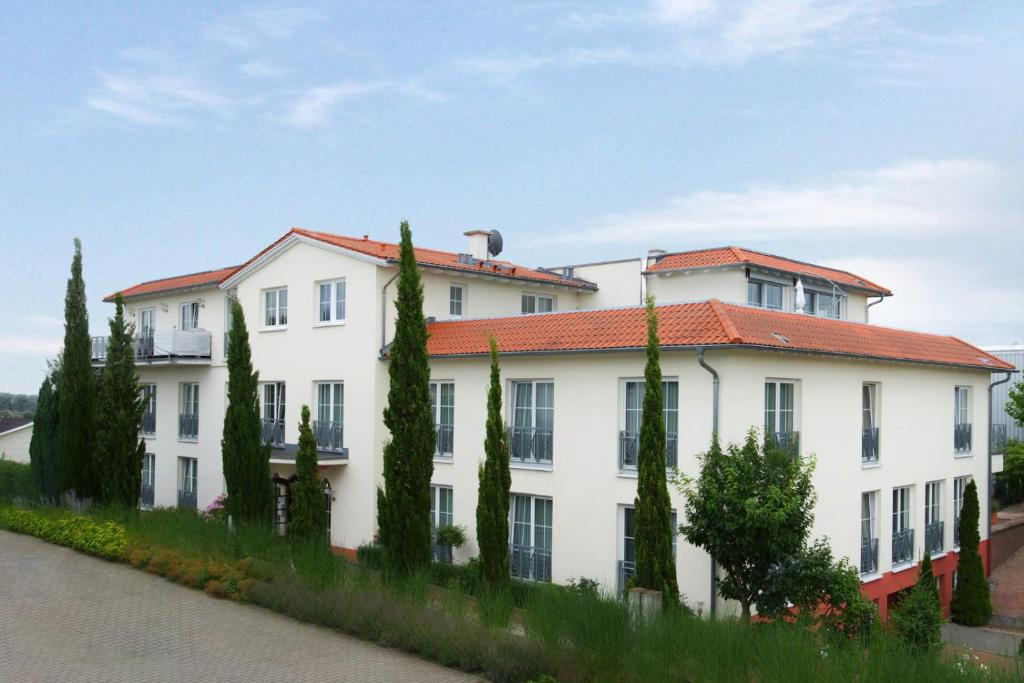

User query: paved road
[0,530,478,682]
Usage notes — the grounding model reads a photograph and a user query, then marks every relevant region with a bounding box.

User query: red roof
[646,246,891,296]
[426,300,1012,371]
[229,227,594,290]
[105,265,240,302]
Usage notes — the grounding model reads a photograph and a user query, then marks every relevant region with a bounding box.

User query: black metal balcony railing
[860,537,879,574]
[770,431,800,457]
[618,559,636,595]
[926,520,944,555]
[990,424,1008,455]
[953,515,961,548]
[892,528,914,566]
[862,427,879,463]
[178,413,199,440]
[954,423,972,453]
[509,543,552,582]
[313,420,343,451]
[509,426,553,464]
[435,423,454,457]
[177,489,197,510]
[261,419,285,448]
[618,431,679,470]
[140,411,156,435]
[139,483,154,509]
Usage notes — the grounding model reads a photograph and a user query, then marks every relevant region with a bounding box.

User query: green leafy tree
[1005,380,1024,429]
[996,441,1024,504]
[378,221,435,573]
[951,480,992,625]
[633,297,679,605]
[95,294,146,507]
[679,430,816,621]
[289,405,325,542]
[476,337,511,588]
[58,238,98,498]
[29,367,60,500]
[221,299,273,524]
[890,553,943,655]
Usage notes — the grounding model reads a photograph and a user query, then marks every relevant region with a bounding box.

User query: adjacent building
[92,227,1014,619]
[0,418,33,463]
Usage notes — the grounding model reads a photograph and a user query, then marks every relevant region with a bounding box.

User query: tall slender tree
[633,297,679,605]
[289,405,325,542]
[890,553,942,655]
[951,480,992,625]
[221,299,273,524]
[58,238,97,498]
[29,367,60,500]
[476,337,511,588]
[95,294,146,507]
[378,221,435,573]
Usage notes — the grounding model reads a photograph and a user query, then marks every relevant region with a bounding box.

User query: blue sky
[2,1,1022,393]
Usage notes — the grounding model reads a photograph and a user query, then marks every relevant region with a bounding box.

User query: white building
[0,418,33,463]
[94,227,1013,620]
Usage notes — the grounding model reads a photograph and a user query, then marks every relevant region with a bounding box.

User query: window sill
[618,470,639,479]
[433,455,454,464]
[142,433,156,440]
[930,551,948,561]
[510,461,553,472]
[892,561,915,574]
[861,461,881,470]
[953,452,973,459]
[178,437,198,444]
[260,326,288,333]
[313,321,346,328]
[859,572,882,584]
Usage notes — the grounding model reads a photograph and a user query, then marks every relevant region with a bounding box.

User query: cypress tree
[289,405,325,542]
[29,368,61,501]
[95,294,146,507]
[890,553,943,655]
[221,299,274,524]
[476,337,511,588]
[58,238,97,498]
[951,480,992,625]
[633,296,680,605]
[379,221,435,573]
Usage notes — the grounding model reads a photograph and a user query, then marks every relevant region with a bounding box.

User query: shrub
[0,506,125,560]
[889,555,942,656]
[203,493,229,523]
[0,459,35,501]
[567,577,600,599]
[435,524,468,549]
[357,543,386,569]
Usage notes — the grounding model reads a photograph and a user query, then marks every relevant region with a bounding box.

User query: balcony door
[180,302,199,331]
[139,307,156,337]
[764,381,796,447]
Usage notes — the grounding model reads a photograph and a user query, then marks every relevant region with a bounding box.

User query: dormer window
[522,294,554,314]
[807,291,840,319]
[747,280,783,311]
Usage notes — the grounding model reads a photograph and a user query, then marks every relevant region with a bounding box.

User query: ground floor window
[510,494,552,582]
[274,475,294,536]
[323,479,333,539]
[140,454,155,509]
[177,457,197,509]
[430,485,454,563]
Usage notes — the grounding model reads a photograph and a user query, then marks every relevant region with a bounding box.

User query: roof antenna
[487,229,503,258]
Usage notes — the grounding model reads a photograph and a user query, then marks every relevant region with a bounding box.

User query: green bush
[0,458,35,501]
[0,506,126,560]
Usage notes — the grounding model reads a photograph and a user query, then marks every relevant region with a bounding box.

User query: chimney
[647,248,666,268]
[464,230,491,261]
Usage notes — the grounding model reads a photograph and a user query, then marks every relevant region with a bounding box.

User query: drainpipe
[379,271,399,358]
[865,295,887,323]
[697,348,719,616]
[988,370,1015,545]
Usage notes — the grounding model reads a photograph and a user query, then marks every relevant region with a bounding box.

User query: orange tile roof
[230,227,595,290]
[105,265,240,302]
[646,246,891,296]
[426,300,1012,371]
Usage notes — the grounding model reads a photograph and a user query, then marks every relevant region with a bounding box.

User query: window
[429,484,455,562]
[180,302,199,331]
[139,307,156,338]
[318,279,346,323]
[223,295,234,358]
[264,287,288,327]
[954,386,971,453]
[449,284,465,318]
[925,481,943,554]
[141,384,156,435]
[179,383,199,440]
[323,480,333,536]
[178,457,198,509]
[262,382,286,446]
[521,294,554,314]
[805,291,840,319]
[510,380,554,463]
[430,381,455,457]
[141,453,155,509]
[510,494,553,582]
[747,280,784,310]
[621,379,679,469]
[619,505,677,592]
[892,486,913,565]
[861,491,878,574]
[953,476,970,547]
[315,382,344,450]
[764,380,797,454]
[862,383,879,463]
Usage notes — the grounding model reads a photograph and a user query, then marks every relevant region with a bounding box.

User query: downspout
[865,295,887,323]
[988,370,1014,546]
[379,271,399,358]
[697,348,719,616]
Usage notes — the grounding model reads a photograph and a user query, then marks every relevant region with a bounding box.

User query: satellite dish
[487,229,504,258]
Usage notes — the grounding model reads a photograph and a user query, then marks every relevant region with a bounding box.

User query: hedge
[0,459,35,500]
[0,507,126,560]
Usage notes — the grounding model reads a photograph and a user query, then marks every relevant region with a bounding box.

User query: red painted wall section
[861,540,989,621]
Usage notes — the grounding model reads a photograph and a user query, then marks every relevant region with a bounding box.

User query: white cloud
[87,71,233,126]
[202,7,323,50]
[0,335,61,356]
[535,159,1022,246]
[285,80,445,128]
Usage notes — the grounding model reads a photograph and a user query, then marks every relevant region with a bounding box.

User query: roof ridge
[707,299,743,343]
[727,246,745,262]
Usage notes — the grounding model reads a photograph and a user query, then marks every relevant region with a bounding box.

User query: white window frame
[621,504,677,565]
[141,453,156,508]
[139,307,156,337]
[449,284,465,319]
[180,301,199,331]
[314,381,344,427]
[861,491,877,542]
[261,382,286,424]
[509,493,553,582]
[141,384,157,435]
[925,481,942,526]
[805,289,841,319]
[430,484,454,530]
[747,279,784,311]
[953,475,970,548]
[430,381,455,457]
[263,287,288,329]
[509,380,555,464]
[764,380,797,436]
[521,293,554,314]
[892,486,912,535]
[178,457,198,495]
[317,279,346,325]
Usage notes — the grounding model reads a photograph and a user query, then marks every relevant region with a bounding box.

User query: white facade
[0,422,33,463]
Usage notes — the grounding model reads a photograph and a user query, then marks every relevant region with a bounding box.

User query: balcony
[509,426,553,465]
[261,419,285,448]
[862,427,879,464]
[435,423,454,458]
[177,489,197,510]
[991,424,1008,455]
[140,411,156,436]
[892,528,914,566]
[178,413,198,440]
[314,420,343,452]
[618,431,679,470]
[91,330,212,365]
[618,559,636,595]
[925,520,944,555]
[860,537,878,574]
[139,483,154,509]
[770,430,800,457]
[510,543,552,582]
[954,423,972,453]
